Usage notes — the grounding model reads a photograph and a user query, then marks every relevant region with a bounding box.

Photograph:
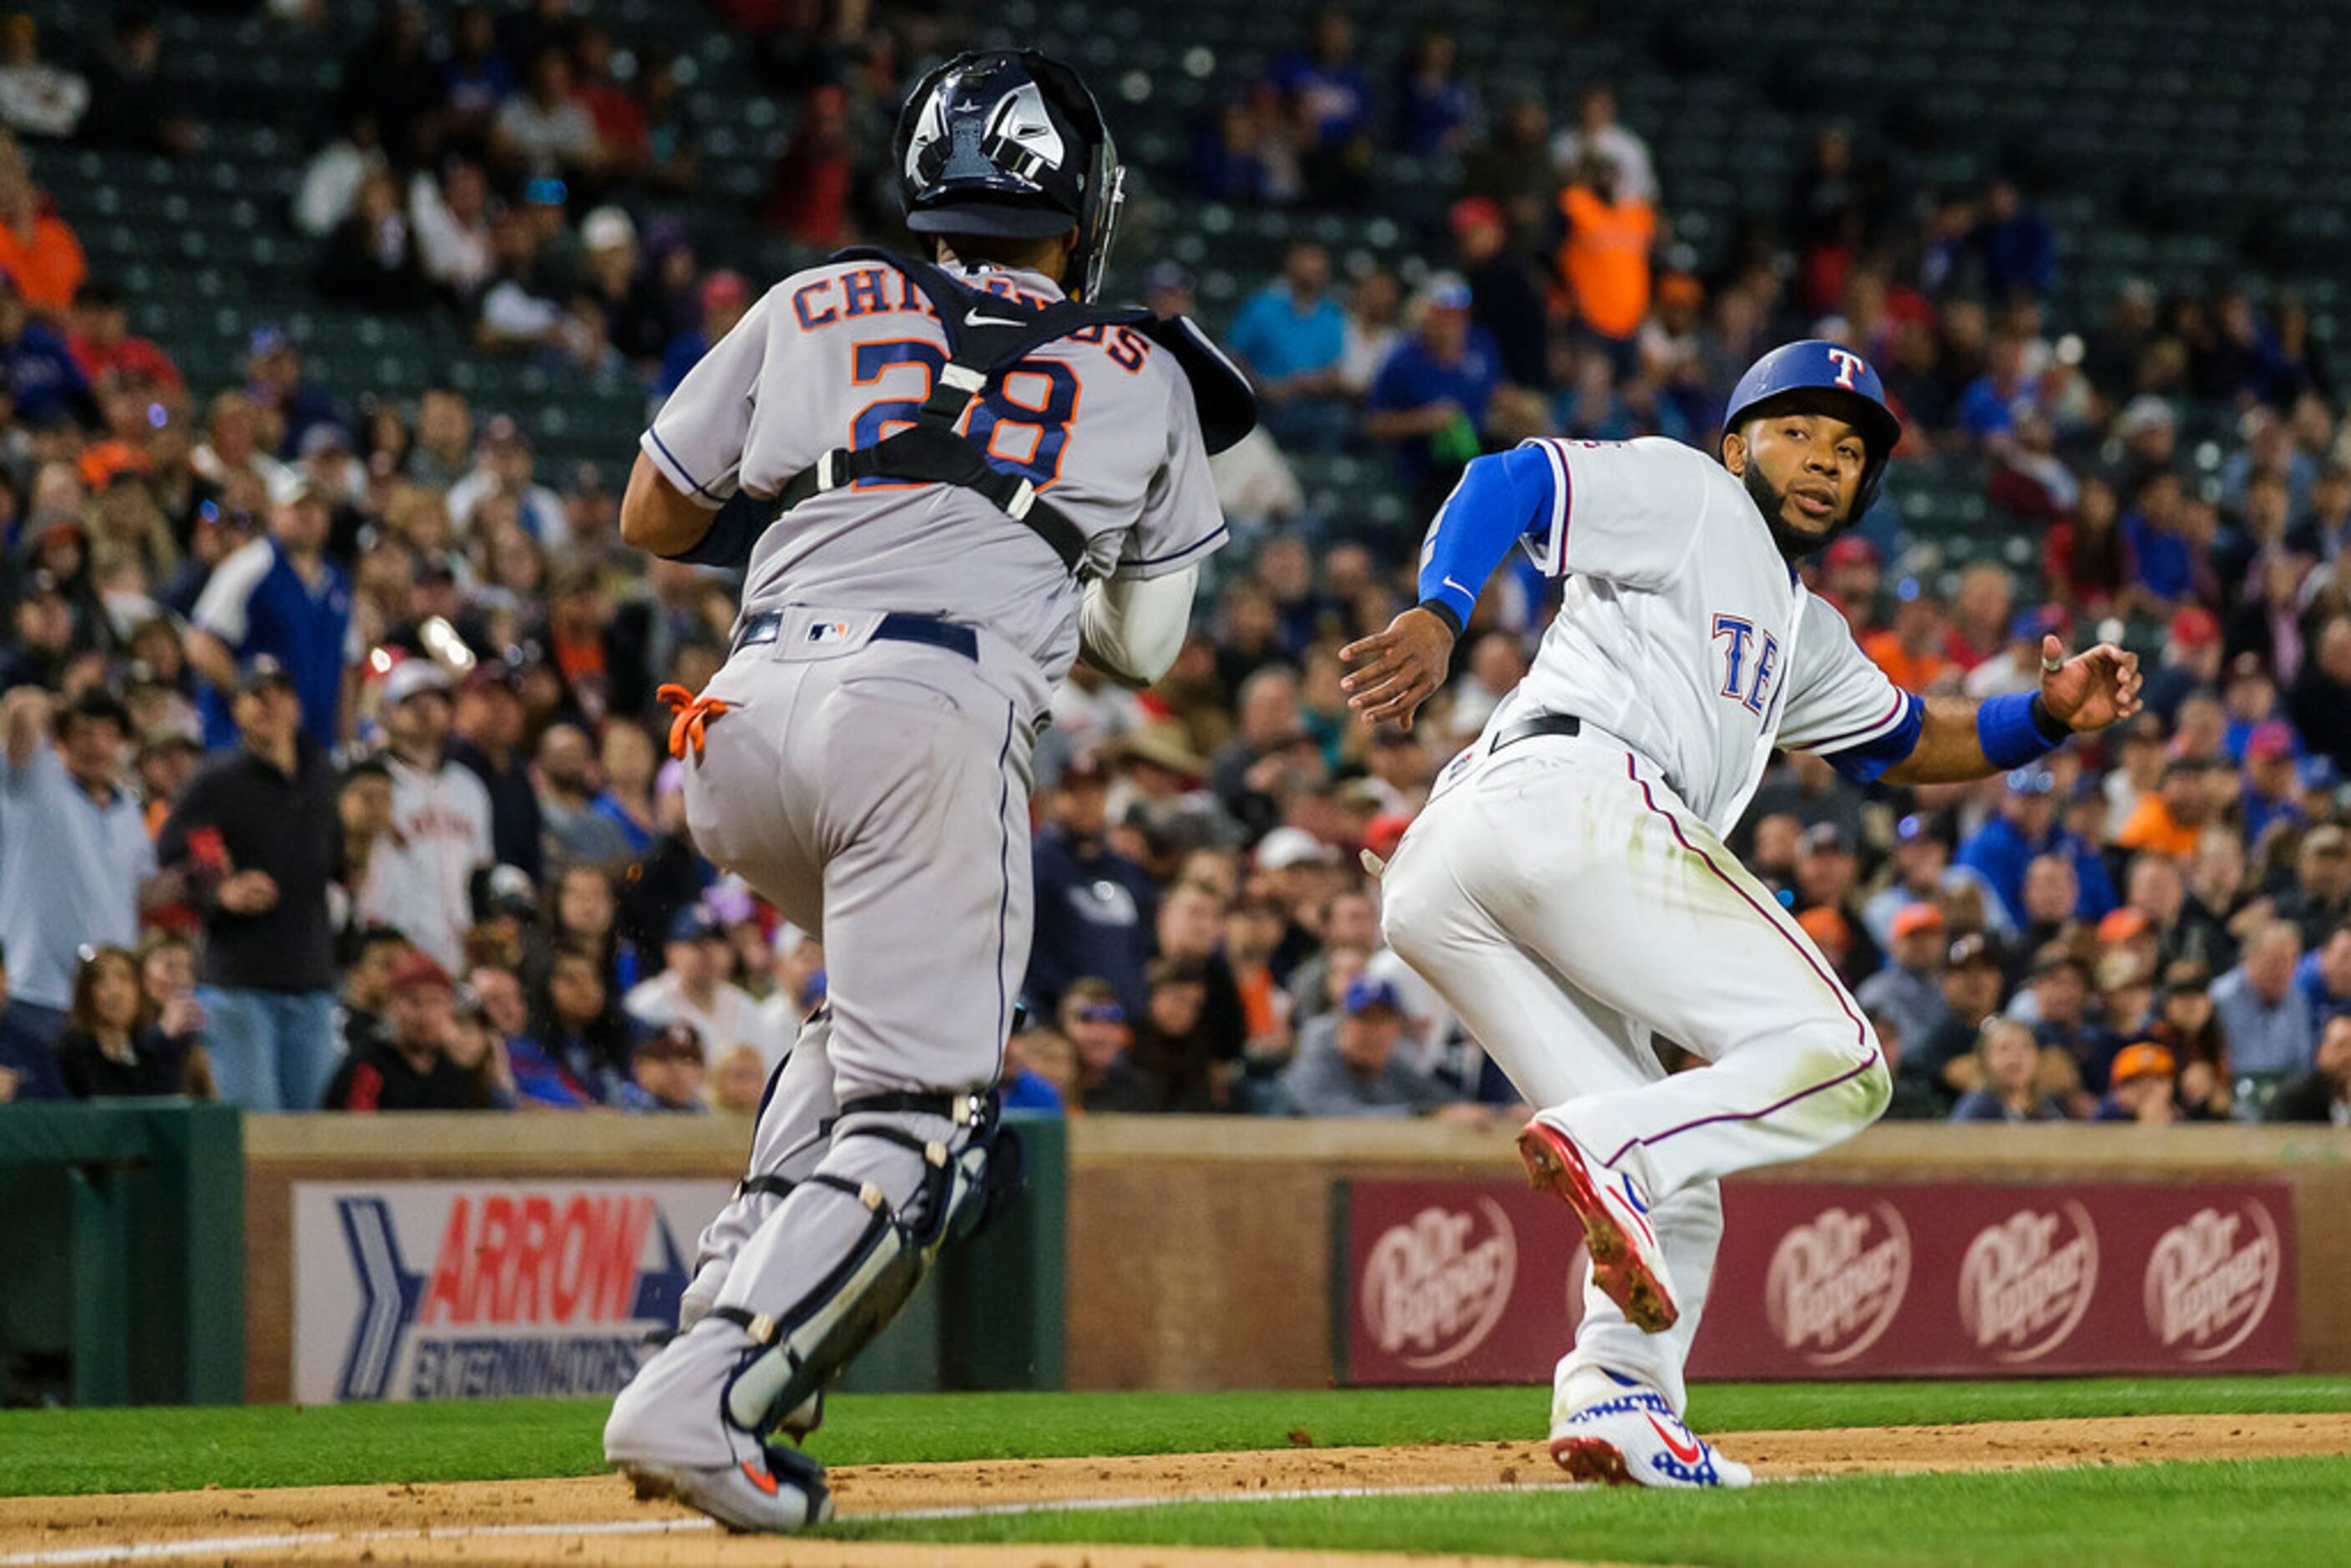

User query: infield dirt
[2,1413,2347,1565]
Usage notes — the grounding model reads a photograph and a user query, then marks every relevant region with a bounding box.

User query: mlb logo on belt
[807,621,852,644]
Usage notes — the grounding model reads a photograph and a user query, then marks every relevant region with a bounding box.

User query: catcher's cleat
[1518,1115,1678,1333]
[618,1443,833,1533]
[1550,1373,1752,1490]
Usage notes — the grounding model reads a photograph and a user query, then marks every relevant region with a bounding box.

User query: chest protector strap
[772,246,1155,579]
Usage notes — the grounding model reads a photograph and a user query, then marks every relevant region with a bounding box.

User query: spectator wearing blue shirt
[1226,243,1350,455]
[1955,766,2117,928]
[188,486,355,751]
[2121,469,2193,607]
[2212,921,2318,1110]
[1024,754,1158,1021]
[1364,275,1502,517]
[2293,921,2351,1033]
[1266,8,1371,206]
[1974,179,2055,301]
[1957,331,2034,450]
[0,277,99,429]
[0,938,68,1100]
[1390,28,1473,156]
[655,270,750,400]
[2241,721,2308,844]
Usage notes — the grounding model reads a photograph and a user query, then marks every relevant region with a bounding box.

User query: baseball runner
[599,51,1251,1530]
[1342,342,2141,1486]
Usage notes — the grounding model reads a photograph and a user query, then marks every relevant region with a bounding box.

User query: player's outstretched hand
[1342,607,1456,731]
[2039,635,2142,732]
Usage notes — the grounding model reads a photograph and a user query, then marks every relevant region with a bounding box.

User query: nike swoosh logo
[1646,1414,1706,1465]
[964,309,1028,327]
[1442,576,1473,596]
[741,1460,779,1495]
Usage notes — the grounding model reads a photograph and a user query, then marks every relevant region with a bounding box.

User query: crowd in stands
[0,3,2348,1132]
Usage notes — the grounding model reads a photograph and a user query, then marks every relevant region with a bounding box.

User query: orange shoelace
[658,683,731,761]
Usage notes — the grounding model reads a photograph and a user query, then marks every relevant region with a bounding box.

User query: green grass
[822,1458,2351,1568]
[0,1378,2347,1498]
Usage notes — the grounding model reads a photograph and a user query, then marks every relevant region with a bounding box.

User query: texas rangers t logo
[1827,348,1868,389]
[1711,614,1781,715]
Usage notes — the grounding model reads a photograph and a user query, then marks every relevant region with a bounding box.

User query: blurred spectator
[1059,978,1152,1112]
[1026,753,1155,1020]
[1555,153,1655,374]
[57,945,191,1099]
[636,50,700,195]
[0,940,68,1100]
[295,109,388,240]
[2091,1040,2181,1125]
[760,84,853,247]
[65,278,179,393]
[2277,823,2351,946]
[2288,615,2351,771]
[624,904,771,1070]
[407,386,475,492]
[2265,1013,2351,1125]
[318,170,429,311]
[332,3,437,170]
[367,660,493,971]
[578,205,670,367]
[1365,274,1500,516]
[443,988,517,1108]
[0,133,78,321]
[1861,579,1952,692]
[447,414,565,544]
[533,721,626,866]
[2212,920,2316,1109]
[569,22,647,181]
[1972,179,2055,301]
[1,271,96,427]
[243,327,339,459]
[1266,8,1372,207]
[2023,947,2115,1105]
[1858,903,1948,1050]
[186,488,352,749]
[154,659,340,1110]
[1549,83,1657,205]
[708,1041,766,1115]
[1228,243,1350,454]
[1449,197,1548,391]
[1279,975,1474,1117]
[1956,767,2116,928]
[1390,28,1471,156]
[619,1019,708,1113]
[409,159,495,305]
[2116,756,2219,858]
[530,943,631,1103]
[0,686,155,1044]
[447,665,542,885]
[492,47,599,185]
[1949,1018,2066,1122]
[657,271,751,399]
[326,950,484,1110]
[0,16,85,141]
[440,3,513,150]
[1458,96,1553,250]
[1910,933,2007,1106]
[2041,475,2128,619]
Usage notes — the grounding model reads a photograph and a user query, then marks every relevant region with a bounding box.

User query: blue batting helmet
[1722,340,1904,515]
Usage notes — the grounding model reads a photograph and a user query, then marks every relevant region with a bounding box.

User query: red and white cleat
[1517,1115,1679,1333]
[1550,1373,1752,1490]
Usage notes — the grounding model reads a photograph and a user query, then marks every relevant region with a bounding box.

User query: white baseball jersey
[1499,437,1914,835]
[365,752,494,971]
[640,258,1226,689]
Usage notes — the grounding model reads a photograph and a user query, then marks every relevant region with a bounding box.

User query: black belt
[735,609,978,663]
[1491,711,1583,752]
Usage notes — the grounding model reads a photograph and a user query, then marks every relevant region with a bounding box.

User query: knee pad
[714,1092,1014,1435]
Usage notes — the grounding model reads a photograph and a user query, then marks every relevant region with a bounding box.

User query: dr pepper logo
[1958,1203,2100,1362]
[1359,1201,1518,1369]
[1763,1204,1912,1364]
[2145,1203,2283,1362]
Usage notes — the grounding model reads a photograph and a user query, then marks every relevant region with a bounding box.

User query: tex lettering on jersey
[1711,613,1782,717]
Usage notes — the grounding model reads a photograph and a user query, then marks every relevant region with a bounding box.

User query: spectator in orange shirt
[1555,153,1654,375]
[0,129,82,319]
[1863,579,1954,693]
[2116,756,2220,858]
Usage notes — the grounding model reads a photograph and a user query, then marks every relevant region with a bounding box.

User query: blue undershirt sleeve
[1819,692,1927,785]
[1413,446,1555,630]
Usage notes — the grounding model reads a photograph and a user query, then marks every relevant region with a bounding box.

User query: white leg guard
[680,1009,838,1333]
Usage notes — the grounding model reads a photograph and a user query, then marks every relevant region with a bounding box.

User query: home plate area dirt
[3,1414,2347,1566]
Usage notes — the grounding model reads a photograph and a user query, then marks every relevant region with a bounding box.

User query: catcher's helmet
[893,51,1125,302]
[1722,340,1904,518]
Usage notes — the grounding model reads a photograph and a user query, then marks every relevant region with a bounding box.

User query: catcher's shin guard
[714,1092,1021,1435]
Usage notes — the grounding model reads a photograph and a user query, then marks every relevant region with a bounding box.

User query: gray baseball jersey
[642,257,1226,692]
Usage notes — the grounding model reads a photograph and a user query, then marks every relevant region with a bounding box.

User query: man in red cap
[1818,534,1883,637]
[2242,720,2308,842]
[657,270,751,398]
[1449,195,1547,390]
[2143,604,2223,719]
[324,952,485,1111]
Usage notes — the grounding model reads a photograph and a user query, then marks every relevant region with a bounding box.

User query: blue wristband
[1977,692,2070,769]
